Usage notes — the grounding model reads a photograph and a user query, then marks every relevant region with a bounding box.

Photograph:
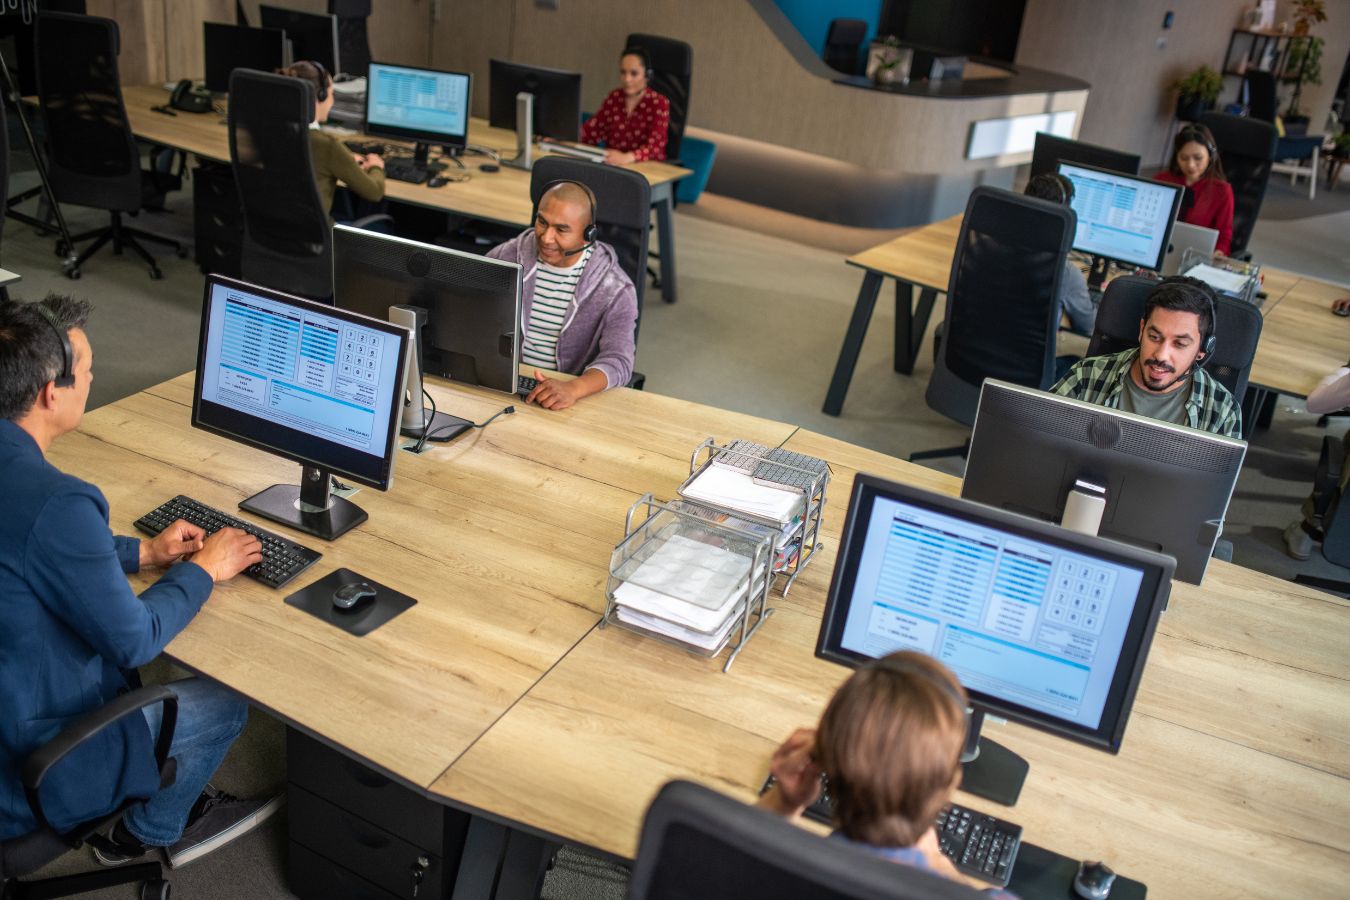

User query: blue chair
[675,136,717,204]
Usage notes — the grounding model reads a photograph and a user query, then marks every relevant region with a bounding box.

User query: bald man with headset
[1051,277,1241,438]
[487,181,638,409]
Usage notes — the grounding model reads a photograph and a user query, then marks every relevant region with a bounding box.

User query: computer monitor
[258,5,339,75]
[816,474,1174,806]
[193,275,410,541]
[203,23,288,95]
[364,62,472,163]
[1030,132,1140,179]
[962,380,1247,586]
[488,58,582,141]
[1057,161,1183,278]
[332,226,522,443]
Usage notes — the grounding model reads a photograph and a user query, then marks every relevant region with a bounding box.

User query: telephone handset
[169,79,212,114]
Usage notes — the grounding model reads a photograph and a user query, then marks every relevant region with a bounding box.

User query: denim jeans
[120,678,249,846]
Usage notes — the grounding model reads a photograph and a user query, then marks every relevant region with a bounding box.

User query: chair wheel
[64,266,81,280]
[175,246,189,259]
[140,878,170,900]
[149,268,164,280]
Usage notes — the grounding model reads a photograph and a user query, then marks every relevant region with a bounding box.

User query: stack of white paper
[680,466,803,523]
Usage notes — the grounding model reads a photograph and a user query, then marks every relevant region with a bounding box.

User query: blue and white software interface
[838,497,1145,731]
[1060,162,1178,268]
[200,283,402,460]
[367,64,469,140]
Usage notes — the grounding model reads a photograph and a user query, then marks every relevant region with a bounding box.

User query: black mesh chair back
[529,156,651,331]
[1198,111,1276,259]
[1242,70,1278,123]
[823,19,868,75]
[628,781,984,900]
[1087,274,1263,405]
[626,33,691,161]
[35,12,141,212]
[229,68,333,300]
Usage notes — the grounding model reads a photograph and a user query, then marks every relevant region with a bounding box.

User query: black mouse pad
[285,567,416,637]
[1009,841,1146,899]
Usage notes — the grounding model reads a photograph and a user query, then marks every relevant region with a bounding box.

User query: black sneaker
[165,787,284,868]
[91,820,152,867]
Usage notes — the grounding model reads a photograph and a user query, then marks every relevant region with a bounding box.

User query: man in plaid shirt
[1051,278,1241,438]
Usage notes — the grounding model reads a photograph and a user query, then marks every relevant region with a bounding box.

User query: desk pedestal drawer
[288,839,405,900]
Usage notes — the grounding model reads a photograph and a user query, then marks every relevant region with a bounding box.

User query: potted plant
[1292,0,1327,35]
[1283,2,1327,129]
[871,36,912,87]
[1174,65,1222,121]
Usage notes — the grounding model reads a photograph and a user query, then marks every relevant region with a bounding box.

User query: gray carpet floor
[9,147,1349,898]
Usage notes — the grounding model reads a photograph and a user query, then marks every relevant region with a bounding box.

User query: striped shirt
[521,247,593,371]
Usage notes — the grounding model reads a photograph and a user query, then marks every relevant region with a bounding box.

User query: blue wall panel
[773,0,882,58]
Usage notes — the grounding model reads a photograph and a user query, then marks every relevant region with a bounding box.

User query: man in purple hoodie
[487,181,638,409]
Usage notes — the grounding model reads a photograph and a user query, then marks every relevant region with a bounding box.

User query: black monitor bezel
[815,473,1173,755]
[202,22,287,95]
[363,61,473,152]
[258,4,340,75]
[192,275,409,492]
[1058,160,1183,273]
[1030,131,1141,179]
[487,58,583,142]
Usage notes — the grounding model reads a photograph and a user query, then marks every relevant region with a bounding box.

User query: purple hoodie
[487,229,638,389]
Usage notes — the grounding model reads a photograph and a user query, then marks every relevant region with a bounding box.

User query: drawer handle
[344,759,392,789]
[348,823,391,851]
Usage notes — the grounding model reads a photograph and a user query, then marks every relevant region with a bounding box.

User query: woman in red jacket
[1155,124,1235,256]
[580,46,670,164]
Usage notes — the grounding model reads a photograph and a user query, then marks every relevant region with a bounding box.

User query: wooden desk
[119,85,690,303]
[1249,276,1350,398]
[433,428,1350,899]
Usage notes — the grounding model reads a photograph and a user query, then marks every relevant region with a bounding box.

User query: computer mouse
[479,163,499,173]
[1333,301,1350,317]
[1073,860,1117,900]
[426,175,449,189]
[332,581,377,611]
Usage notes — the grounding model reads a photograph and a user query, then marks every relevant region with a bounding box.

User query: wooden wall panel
[368,0,433,68]
[165,0,236,82]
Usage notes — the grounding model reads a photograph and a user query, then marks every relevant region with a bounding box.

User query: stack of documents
[680,465,804,523]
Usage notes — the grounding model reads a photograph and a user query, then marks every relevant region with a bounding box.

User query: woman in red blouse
[1154,124,1235,257]
[580,47,670,164]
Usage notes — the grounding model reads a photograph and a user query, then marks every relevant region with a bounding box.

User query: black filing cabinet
[192,162,243,278]
[286,728,471,899]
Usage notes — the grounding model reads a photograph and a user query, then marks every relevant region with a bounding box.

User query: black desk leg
[823,271,885,417]
[895,285,937,375]
[451,817,557,900]
[654,194,677,304]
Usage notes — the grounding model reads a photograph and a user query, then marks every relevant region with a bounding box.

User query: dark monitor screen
[364,62,471,151]
[259,5,339,75]
[203,22,287,94]
[962,380,1247,585]
[1030,132,1141,179]
[193,275,408,492]
[488,58,582,141]
[331,226,522,397]
[816,474,1173,756]
[1058,161,1182,272]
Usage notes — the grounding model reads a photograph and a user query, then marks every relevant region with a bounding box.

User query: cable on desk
[413,388,515,454]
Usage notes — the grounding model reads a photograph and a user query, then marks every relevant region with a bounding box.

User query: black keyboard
[134,495,322,589]
[383,158,441,184]
[343,140,386,156]
[517,375,538,396]
[761,774,1021,887]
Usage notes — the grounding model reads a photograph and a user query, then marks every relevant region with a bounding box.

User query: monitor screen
[332,226,521,397]
[817,475,1173,752]
[1030,132,1140,179]
[488,58,582,141]
[203,22,287,94]
[1058,161,1182,272]
[193,275,408,491]
[364,62,471,149]
[258,5,339,75]
[962,380,1246,585]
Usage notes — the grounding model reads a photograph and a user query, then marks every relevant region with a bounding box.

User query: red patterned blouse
[580,88,670,162]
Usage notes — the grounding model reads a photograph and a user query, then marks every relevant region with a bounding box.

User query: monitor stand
[504,91,534,171]
[389,304,472,443]
[241,465,367,542]
[959,708,1029,806]
[1061,479,1107,536]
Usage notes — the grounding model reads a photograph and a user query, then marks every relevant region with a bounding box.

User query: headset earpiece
[309,59,329,102]
[34,305,74,388]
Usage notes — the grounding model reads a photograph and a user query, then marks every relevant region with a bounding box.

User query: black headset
[34,304,74,388]
[538,179,598,257]
[1155,275,1218,368]
[307,59,330,102]
[623,45,653,82]
[1026,172,1074,206]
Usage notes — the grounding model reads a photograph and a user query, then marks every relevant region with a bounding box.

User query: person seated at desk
[579,46,671,164]
[1025,173,1095,335]
[1154,124,1234,257]
[277,60,386,219]
[1284,355,1350,559]
[758,651,1016,897]
[1051,276,1241,437]
[487,180,637,409]
[0,296,280,867]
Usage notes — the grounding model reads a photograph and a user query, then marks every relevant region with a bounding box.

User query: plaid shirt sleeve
[1193,369,1243,438]
[1049,353,1123,405]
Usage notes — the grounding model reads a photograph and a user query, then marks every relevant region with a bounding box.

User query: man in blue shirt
[0,296,280,868]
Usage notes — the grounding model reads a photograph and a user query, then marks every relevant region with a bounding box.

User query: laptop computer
[1162,221,1220,276]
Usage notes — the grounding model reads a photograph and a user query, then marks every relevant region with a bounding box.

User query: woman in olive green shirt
[278,61,385,217]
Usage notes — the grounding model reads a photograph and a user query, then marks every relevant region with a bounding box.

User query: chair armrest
[350,214,395,230]
[21,685,178,834]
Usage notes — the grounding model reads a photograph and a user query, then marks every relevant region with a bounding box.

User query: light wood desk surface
[434,427,1350,899]
[119,84,689,228]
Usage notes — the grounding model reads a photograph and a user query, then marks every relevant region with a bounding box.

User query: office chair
[35,11,185,281]
[909,187,1074,463]
[628,780,984,900]
[329,0,371,78]
[0,96,9,303]
[0,685,178,900]
[1242,71,1323,198]
[625,33,692,163]
[1198,111,1277,260]
[823,19,868,76]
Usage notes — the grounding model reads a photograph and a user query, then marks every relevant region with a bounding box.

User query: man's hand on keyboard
[190,527,263,582]
[525,369,605,410]
[139,519,206,569]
